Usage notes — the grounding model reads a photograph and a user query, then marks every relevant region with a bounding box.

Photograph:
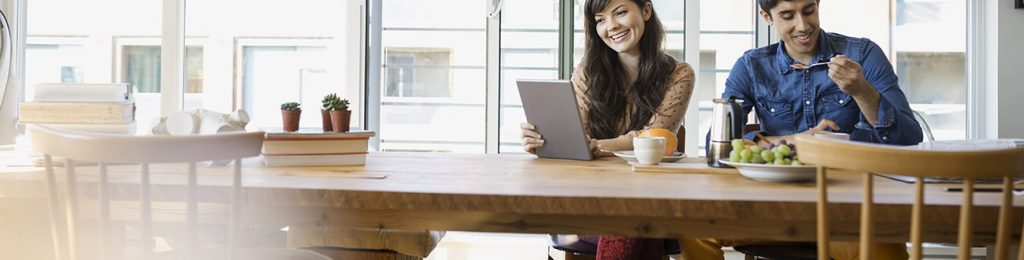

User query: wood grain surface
[0,152,1020,244]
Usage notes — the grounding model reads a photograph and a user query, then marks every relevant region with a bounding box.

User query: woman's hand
[521,122,545,154]
[588,137,600,157]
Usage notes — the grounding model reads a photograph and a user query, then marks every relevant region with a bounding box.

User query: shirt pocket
[819,91,859,130]
[756,99,795,133]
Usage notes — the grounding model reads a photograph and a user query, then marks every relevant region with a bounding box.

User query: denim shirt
[719,30,923,145]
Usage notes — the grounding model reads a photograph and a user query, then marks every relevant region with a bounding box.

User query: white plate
[613,151,686,163]
[720,160,817,183]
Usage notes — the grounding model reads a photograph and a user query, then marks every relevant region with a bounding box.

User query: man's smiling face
[761,0,821,61]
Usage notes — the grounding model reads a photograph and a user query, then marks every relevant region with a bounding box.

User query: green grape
[740,149,753,161]
[731,139,745,150]
[773,150,784,161]
[740,158,751,163]
[784,158,792,164]
[778,145,792,157]
[750,153,765,164]
[791,160,803,166]
[760,150,774,162]
[749,145,764,154]
[729,150,740,162]
[774,158,786,165]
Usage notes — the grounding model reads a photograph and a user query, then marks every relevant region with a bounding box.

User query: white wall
[983,0,1024,139]
[996,0,1024,139]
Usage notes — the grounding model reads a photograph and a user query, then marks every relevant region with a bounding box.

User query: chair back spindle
[29,125,267,260]
[795,134,1024,260]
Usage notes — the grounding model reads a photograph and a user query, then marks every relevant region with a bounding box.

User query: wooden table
[0,152,1020,247]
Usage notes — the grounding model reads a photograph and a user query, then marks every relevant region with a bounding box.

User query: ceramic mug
[633,136,666,165]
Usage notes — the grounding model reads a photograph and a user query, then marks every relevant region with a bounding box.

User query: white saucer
[613,151,686,163]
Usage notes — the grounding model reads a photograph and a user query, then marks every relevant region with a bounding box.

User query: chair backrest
[795,134,1024,260]
[675,125,686,153]
[912,110,935,142]
[29,125,265,260]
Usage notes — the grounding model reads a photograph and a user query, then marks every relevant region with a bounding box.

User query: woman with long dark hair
[521,0,694,258]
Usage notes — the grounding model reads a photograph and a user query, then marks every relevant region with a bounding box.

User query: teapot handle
[726,97,745,139]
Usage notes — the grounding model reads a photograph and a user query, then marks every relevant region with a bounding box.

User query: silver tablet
[517,79,595,160]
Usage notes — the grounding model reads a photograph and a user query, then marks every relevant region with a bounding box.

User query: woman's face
[593,0,652,55]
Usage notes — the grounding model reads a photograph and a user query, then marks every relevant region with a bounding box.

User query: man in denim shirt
[690,0,919,259]
[725,0,922,146]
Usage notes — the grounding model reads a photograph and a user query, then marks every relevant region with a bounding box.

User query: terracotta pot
[281,109,301,132]
[320,109,333,132]
[329,110,351,133]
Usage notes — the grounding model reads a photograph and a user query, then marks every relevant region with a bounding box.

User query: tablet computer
[517,79,594,160]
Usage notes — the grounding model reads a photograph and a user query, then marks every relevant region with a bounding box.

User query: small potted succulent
[280,102,302,132]
[327,98,351,133]
[320,93,341,132]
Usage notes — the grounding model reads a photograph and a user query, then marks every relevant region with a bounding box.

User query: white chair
[29,125,330,260]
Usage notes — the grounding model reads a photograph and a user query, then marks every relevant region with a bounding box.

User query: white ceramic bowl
[720,160,817,183]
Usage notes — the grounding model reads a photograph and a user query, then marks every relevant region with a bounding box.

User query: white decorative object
[152,109,250,136]
[165,111,196,136]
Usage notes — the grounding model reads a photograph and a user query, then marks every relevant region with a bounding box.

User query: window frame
[7,0,981,147]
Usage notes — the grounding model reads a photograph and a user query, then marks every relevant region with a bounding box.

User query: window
[385,48,453,98]
[119,45,204,92]
[696,0,757,153]
[894,0,966,140]
[238,40,331,129]
[821,0,967,140]
[185,0,363,129]
[25,37,88,100]
[25,0,162,124]
[499,0,561,153]
[379,0,487,153]
[21,0,975,150]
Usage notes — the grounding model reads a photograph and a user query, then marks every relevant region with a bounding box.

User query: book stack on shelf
[19,83,137,134]
[261,128,376,167]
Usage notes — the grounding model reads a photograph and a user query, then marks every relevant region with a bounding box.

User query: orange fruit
[639,128,677,156]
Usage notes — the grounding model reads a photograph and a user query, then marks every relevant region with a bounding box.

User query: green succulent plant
[321,93,340,110]
[327,99,350,111]
[280,102,301,111]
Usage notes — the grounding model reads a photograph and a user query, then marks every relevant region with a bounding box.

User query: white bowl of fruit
[720,139,816,183]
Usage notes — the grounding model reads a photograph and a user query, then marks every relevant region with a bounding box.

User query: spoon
[790,61,831,70]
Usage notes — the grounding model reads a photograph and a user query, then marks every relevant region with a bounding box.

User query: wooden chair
[795,134,1024,260]
[29,125,330,260]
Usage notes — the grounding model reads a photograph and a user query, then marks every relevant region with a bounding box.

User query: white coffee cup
[633,136,666,165]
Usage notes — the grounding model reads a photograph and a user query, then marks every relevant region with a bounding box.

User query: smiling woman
[519,0,695,259]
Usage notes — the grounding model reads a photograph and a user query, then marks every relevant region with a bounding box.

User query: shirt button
[882,136,889,141]
[839,100,845,104]
[770,108,776,113]
[805,100,811,105]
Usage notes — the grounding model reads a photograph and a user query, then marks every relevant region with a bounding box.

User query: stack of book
[261,128,376,167]
[19,83,136,134]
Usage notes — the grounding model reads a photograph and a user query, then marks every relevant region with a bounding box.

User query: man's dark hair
[758,0,821,15]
